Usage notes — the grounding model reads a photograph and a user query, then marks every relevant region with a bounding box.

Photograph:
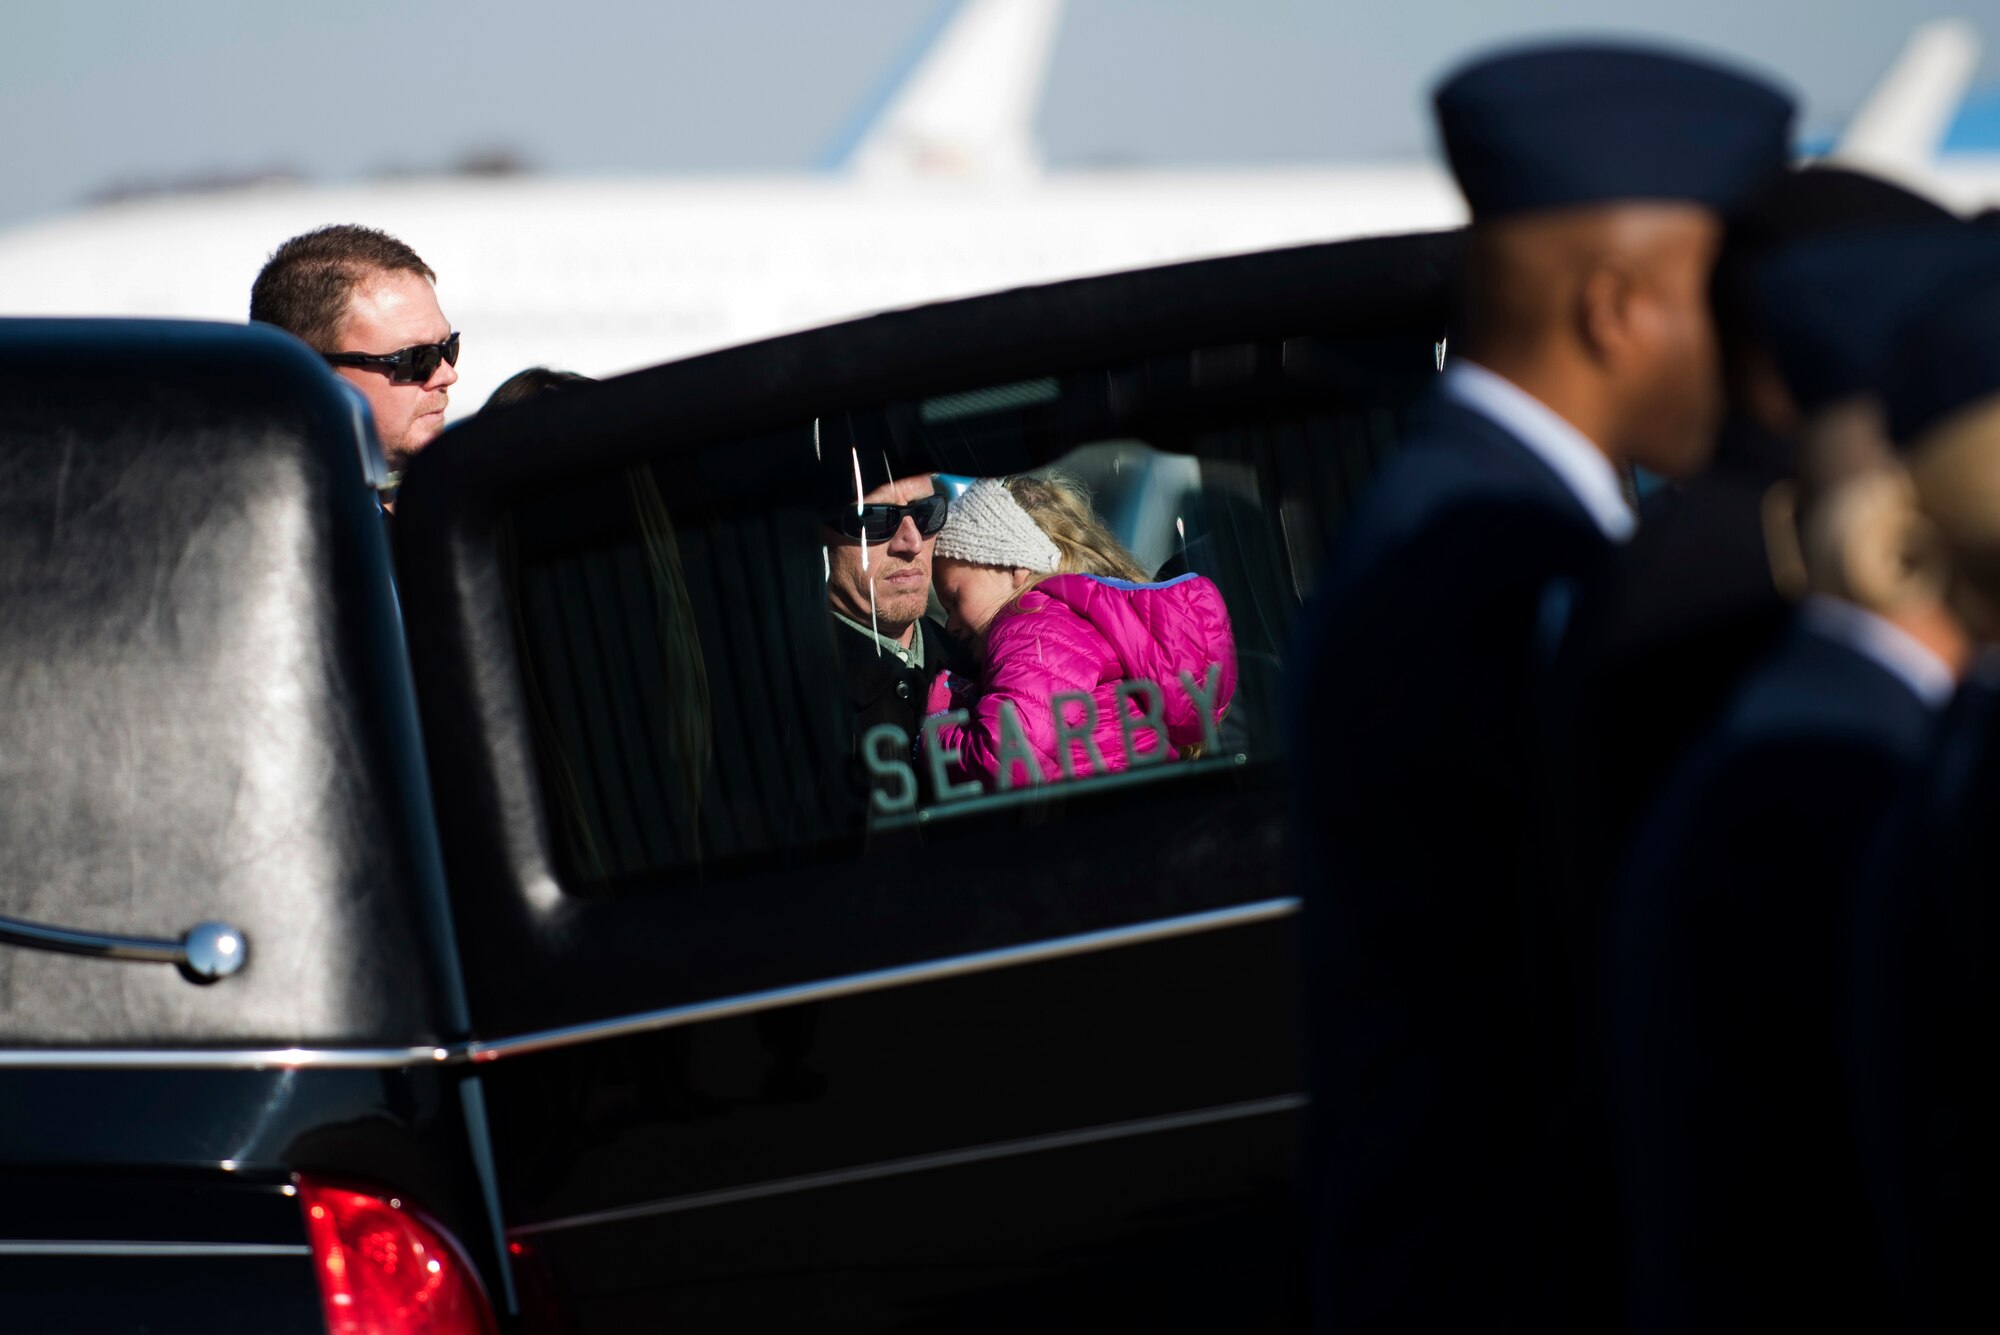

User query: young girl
[924,473,1237,790]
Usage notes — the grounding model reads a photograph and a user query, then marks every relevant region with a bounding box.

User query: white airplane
[0,1,1991,420]
[1826,18,2000,210]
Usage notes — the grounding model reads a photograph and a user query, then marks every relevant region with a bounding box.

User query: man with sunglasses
[821,473,954,746]
[250,225,460,485]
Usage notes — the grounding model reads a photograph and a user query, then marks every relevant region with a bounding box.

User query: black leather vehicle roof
[0,320,464,1046]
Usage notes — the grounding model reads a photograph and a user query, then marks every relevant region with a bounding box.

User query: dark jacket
[1849,659,1999,1333]
[1294,389,1614,1332]
[838,616,958,809]
[1553,416,1797,891]
[837,616,952,739]
[1536,418,1800,1328]
[1611,616,1940,1333]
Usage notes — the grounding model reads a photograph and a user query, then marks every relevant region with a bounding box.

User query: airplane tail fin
[824,0,1065,182]
[1831,19,1981,185]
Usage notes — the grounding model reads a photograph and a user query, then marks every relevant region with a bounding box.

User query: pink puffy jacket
[926,572,1237,789]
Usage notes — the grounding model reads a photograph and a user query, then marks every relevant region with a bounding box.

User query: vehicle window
[500,336,1428,894]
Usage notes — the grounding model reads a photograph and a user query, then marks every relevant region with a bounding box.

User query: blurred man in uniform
[1553,166,1955,891]
[1609,225,1992,1332]
[250,224,459,480]
[1293,42,1792,1332]
[1539,169,1958,1332]
[1846,258,2000,1333]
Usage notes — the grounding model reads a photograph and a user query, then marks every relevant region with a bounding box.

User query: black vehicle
[0,228,1454,1332]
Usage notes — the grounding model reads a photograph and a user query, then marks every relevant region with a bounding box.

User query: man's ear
[1761,481,1807,601]
[1577,258,1639,367]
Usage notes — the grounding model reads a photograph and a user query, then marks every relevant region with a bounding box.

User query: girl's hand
[924,670,959,718]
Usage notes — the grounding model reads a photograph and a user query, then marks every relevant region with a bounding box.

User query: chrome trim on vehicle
[0,913,247,982]
[0,1045,452,1071]
[466,897,1301,1064]
[510,1092,1308,1239]
[0,897,1299,1070]
[0,1241,312,1258]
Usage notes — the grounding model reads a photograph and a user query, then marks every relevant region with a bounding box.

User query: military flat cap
[1886,252,2000,443]
[1758,223,1991,417]
[1435,42,1795,219]
[1731,165,1955,254]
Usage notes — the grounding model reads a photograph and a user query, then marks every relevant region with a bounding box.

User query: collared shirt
[831,609,925,668]
[1441,359,1637,542]
[1799,595,1956,711]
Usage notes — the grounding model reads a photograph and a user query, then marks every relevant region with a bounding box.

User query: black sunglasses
[822,492,949,543]
[324,332,461,385]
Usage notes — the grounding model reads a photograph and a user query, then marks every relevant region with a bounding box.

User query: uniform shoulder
[1344,403,1595,559]
[1716,628,1935,758]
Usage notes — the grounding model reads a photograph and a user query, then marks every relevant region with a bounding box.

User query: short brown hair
[484,367,594,411]
[249,224,436,352]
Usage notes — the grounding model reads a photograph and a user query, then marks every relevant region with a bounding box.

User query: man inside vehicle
[249,224,460,482]
[821,471,954,746]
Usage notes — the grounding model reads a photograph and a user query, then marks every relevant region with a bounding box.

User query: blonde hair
[1001,472,1150,584]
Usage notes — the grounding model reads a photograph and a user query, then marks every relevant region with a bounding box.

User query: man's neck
[1460,349,1617,466]
[1885,599,1971,683]
[1804,593,1966,711]
[835,607,916,650]
[1443,358,1637,541]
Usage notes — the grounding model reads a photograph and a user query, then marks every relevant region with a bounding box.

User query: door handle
[0,913,246,983]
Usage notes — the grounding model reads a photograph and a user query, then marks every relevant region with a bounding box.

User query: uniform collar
[1441,360,1636,542]
[1800,595,1956,711]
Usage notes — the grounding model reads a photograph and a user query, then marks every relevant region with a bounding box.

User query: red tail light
[297,1177,499,1335]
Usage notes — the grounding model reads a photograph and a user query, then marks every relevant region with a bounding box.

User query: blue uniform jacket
[1611,618,1940,1334]
[1294,389,1613,1332]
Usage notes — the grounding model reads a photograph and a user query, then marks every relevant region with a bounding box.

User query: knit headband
[933,478,1063,572]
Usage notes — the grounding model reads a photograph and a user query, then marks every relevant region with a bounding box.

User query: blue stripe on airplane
[814,0,970,171]
[1944,84,2000,152]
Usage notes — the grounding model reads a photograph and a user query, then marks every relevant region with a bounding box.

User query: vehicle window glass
[500,336,1429,894]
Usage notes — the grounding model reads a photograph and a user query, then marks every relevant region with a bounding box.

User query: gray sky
[6,0,2000,228]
